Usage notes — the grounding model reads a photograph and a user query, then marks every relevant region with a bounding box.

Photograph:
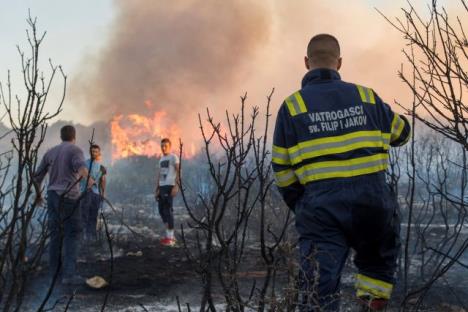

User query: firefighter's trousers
[295,172,400,311]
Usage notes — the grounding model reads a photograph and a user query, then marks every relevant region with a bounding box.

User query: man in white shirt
[155,138,180,246]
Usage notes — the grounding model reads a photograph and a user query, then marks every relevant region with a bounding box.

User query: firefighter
[272,34,410,311]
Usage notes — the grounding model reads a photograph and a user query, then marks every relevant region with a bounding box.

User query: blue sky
[0,0,114,123]
[0,0,113,71]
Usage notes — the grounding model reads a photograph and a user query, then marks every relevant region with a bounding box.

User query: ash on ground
[20,202,468,312]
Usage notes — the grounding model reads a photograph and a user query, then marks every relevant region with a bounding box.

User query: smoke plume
[73,0,271,121]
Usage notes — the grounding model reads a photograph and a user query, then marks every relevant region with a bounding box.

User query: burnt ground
[24,236,199,311]
[18,204,468,312]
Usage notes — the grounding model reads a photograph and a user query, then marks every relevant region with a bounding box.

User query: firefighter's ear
[337,57,342,71]
[304,56,310,70]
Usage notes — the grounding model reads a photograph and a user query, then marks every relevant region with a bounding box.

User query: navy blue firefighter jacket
[272,68,411,210]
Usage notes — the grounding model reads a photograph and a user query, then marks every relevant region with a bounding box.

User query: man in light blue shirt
[80,144,107,241]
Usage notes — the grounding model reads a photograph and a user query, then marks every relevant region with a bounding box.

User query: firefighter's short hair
[307,34,340,66]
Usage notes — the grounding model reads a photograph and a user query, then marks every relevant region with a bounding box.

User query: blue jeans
[80,191,102,239]
[47,190,82,278]
[295,173,400,311]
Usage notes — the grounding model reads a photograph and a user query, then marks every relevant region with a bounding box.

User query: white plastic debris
[86,276,109,289]
[126,250,143,257]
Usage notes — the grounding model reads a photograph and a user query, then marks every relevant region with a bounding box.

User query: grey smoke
[73,0,271,122]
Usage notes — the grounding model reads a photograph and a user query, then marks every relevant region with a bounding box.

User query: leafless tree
[382,1,468,309]
[178,92,296,311]
[0,14,66,311]
[379,0,468,148]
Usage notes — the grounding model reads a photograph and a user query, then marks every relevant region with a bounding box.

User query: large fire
[110,104,196,161]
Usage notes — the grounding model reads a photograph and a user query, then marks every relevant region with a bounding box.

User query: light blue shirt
[80,159,105,194]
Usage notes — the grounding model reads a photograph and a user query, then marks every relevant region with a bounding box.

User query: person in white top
[155,138,180,246]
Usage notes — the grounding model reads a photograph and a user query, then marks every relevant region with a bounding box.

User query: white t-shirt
[158,153,180,186]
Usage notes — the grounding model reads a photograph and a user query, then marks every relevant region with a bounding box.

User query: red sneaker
[357,296,388,311]
[160,237,170,245]
[160,237,176,247]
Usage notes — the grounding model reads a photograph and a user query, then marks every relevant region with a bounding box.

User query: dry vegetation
[0,1,467,311]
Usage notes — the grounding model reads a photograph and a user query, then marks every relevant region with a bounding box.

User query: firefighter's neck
[305,57,342,72]
[306,64,340,72]
[308,66,339,72]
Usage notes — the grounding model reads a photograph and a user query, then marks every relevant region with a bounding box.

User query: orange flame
[110,106,196,161]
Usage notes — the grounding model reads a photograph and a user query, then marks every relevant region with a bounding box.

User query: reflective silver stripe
[296,158,387,181]
[383,135,390,146]
[299,136,384,156]
[289,149,302,163]
[285,92,307,116]
[356,279,391,294]
[357,85,376,104]
[272,145,290,165]
[357,85,367,102]
[392,116,403,133]
[287,95,301,116]
[271,150,290,165]
[391,116,404,141]
[363,88,371,103]
[288,135,390,163]
[275,170,296,183]
[275,169,298,187]
[272,150,289,163]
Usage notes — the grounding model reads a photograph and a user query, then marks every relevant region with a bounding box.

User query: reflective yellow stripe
[355,274,393,300]
[285,91,307,116]
[285,131,391,165]
[272,157,289,165]
[286,145,301,164]
[285,98,297,116]
[299,140,386,161]
[300,130,386,146]
[272,145,290,165]
[391,114,398,128]
[274,169,298,187]
[356,85,376,104]
[390,114,405,142]
[294,92,307,114]
[395,119,405,138]
[401,127,411,145]
[357,85,367,102]
[368,88,376,104]
[295,154,388,183]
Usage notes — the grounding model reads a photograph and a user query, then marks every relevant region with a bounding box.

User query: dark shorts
[158,185,174,229]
